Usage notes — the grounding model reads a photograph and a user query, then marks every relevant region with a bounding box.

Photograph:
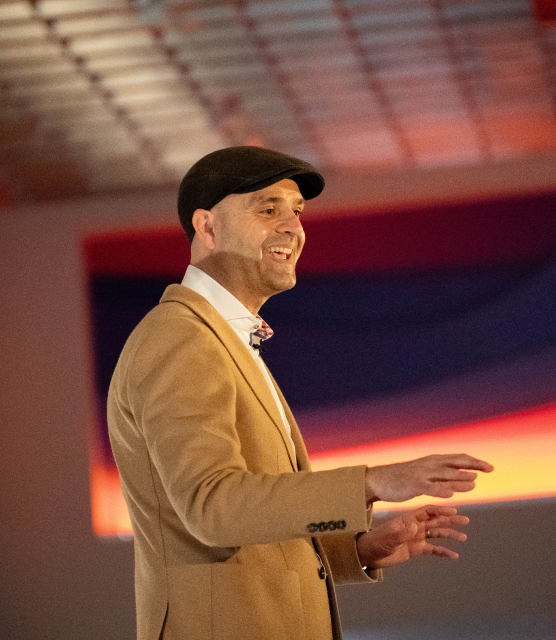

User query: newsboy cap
[177,146,325,242]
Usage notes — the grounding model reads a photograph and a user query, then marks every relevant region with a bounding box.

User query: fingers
[431,479,477,494]
[416,505,467,520]
[446,480,477,492]
[419,504,469,559]
[365,453,493,503]
[431,469,478,482]
[407,505,470,544]
[423,521,467,561]
[412,454,493,500]
[420,484,457,499]
[424,544,460,560]
[426,526,467,542]
[414,505,458,520]
[422,514,470,530]
[437,454,494,473]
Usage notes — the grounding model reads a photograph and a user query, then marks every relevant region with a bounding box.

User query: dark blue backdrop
[90,251,556,461]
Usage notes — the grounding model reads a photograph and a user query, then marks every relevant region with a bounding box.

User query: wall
[0,192,174,640]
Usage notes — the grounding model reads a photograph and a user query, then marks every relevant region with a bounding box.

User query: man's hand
[365,453,494,504]
[357,505,469,570]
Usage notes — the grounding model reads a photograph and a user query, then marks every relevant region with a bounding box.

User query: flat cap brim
[177,146,324,239]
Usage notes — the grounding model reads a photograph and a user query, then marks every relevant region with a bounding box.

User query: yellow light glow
[91,403,556,536]
[309,403,556,511]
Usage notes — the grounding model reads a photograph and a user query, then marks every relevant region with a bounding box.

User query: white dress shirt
[181,265,296,457]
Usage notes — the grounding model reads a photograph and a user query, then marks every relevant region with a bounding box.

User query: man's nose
[276,209,304,236]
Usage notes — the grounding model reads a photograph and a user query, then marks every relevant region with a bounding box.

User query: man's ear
[191,208,216,250]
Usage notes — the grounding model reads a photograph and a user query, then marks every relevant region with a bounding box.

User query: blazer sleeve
[319,529,383,585]
[122,310,371,549]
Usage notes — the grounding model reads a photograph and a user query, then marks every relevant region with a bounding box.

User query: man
[108,146,493,640]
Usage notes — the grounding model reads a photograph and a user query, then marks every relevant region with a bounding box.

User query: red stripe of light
[533,0,556,25]
[82,194,556,278]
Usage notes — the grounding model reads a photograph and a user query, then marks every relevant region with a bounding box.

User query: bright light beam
[91,403,556,535]
[309,403,556,511]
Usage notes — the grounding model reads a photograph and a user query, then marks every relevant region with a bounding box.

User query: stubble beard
[259,255,297,297]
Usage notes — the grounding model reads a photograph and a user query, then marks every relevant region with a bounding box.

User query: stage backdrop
[83,192,556,535]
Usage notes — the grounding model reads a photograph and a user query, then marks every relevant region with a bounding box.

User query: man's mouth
[267,247,293,261]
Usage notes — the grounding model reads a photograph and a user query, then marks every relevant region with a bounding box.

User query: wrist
[355,531,366,567]
[356,530,378,571]
[364,466,380,505]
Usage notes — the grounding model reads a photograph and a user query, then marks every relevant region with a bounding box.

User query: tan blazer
[108,284,379,640]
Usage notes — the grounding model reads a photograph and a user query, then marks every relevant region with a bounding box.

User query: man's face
[209,178,306,311]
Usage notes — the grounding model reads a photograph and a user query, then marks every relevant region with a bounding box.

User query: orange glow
[91,403,556,536]
[310,403,556,512]
[90,460,132,537]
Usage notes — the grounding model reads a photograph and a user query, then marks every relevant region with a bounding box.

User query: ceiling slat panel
[1,0,555,206]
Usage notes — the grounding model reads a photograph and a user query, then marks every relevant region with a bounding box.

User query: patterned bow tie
[249,315,274,352]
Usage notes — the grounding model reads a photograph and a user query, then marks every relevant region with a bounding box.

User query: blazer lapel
[266,369,312,472]
[160,285,297,470]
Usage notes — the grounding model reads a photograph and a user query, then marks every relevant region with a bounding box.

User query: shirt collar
[181,265,260,332]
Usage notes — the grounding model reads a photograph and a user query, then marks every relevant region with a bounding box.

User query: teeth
[268,247,292,255]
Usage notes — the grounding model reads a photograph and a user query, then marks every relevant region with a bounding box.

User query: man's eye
[265,208,273,214]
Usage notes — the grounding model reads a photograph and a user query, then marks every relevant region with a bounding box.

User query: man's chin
[265,274,297,296]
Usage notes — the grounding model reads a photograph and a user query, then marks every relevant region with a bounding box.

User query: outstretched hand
[356,505,470,570]
[365,453,494,503]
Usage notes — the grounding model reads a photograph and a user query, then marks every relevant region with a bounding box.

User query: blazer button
[318,566,326,580]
